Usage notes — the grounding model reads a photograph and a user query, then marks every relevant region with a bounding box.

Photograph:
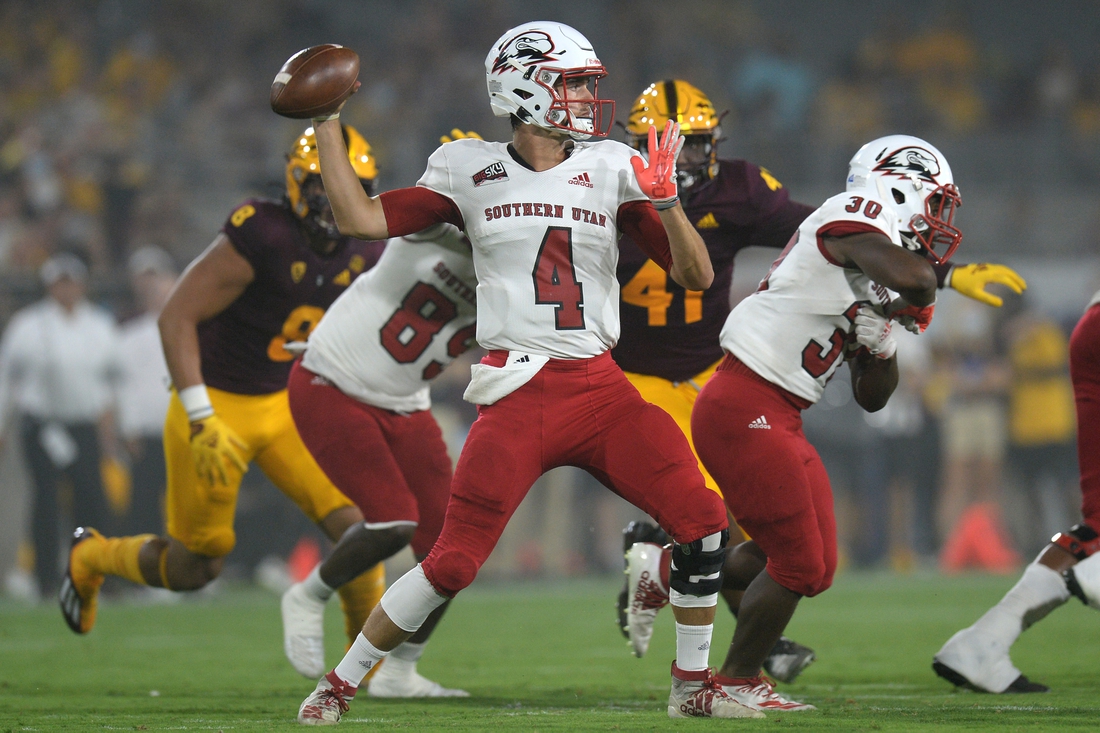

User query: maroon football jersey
[613,160,814,382]
[198,199,385,394]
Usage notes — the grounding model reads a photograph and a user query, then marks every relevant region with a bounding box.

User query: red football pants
[287,361,451,557]
[692,356,836,597]
[1071,303,1100,532]
[421,350,728,597]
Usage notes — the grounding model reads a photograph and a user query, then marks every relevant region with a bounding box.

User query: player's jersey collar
[506,141,577,172]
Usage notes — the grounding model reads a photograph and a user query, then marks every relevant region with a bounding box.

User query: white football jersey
[302,224,477,413]
[720,191,905,403]
[417,137,650,359]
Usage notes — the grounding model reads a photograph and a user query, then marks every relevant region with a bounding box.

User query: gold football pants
[164,387,354,557]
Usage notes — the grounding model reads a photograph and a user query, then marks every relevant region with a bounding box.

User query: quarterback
[687,134,965,711]
[934,289,1100,693]
[59,126,387,654]
[613,80,1028,687]
[296,21,765,723]
[281,222,476,698]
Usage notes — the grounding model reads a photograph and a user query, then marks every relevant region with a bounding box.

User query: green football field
[1,572,1097,731]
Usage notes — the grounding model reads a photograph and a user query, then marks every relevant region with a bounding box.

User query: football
[270,44,360,119]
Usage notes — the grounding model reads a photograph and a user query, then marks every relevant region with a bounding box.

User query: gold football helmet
[285,124,377,238]
[626,80,722,190]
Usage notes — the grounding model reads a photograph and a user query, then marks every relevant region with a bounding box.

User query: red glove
[892,303,935,334]
[630,120,683,209]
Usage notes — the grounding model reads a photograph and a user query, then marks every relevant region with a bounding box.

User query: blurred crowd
[1,0,1099,595]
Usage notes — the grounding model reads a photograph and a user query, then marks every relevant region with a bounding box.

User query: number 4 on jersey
[532,227,585,330]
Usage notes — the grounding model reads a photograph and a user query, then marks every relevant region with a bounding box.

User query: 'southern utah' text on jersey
[413,138,668,359]
[720,191,904,403]
[302,224,477,413]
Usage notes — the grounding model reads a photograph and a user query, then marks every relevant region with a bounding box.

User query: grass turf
[1,572,1097,731]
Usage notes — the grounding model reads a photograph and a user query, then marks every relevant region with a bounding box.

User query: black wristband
[931,261,954,289]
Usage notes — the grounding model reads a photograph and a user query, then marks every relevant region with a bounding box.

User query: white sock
[303,564,335,602]
[675,622,713,672]
[380,641,426,677]
[970,561,1070,647]
[333,632,387,687]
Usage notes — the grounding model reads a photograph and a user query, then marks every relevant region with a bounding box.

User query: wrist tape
[179,384,215,422]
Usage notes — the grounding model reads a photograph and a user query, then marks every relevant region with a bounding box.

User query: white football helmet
[485,21,614,140]
[847,134,962,264]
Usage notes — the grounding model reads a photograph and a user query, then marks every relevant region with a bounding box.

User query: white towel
[463,351,550,406]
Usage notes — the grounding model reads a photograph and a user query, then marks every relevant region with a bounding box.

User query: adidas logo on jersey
[568,172,594,188]
[695,212,719,229]
[748,415,771,429]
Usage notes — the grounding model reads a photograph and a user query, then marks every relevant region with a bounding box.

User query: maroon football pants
[1071,303,1100,532]
[287,361,451,557]
[421,350,728,597]
[692,355,836,597]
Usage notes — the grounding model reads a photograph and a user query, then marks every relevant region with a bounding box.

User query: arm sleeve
[379,187,464,237]
[617,200,673,272]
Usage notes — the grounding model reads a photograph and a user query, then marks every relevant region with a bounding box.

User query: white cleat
[282,581,327,678]
[625,542,669,658]
[668,662,764,719]
[933,626,1048,693]
[298,671,356,726]
[716,674,816,711]
[367,662,470,698]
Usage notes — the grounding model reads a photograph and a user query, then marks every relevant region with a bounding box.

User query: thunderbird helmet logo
[873,147,941,183]
[491,30,558,74]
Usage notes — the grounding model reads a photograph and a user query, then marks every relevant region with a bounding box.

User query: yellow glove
[949,263,1027,307]
[440,128,483,144]
[100,456,132,514]
[189,414,249,488]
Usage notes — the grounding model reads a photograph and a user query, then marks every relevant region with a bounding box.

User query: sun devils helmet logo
[491,30,558,74]
[873,147,941,183]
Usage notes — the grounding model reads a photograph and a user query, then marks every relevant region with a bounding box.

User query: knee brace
[669,529,728,600]
[1051,523,1100,561]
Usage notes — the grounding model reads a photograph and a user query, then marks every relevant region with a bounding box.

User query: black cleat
[933,660,975,690]
[623,521,671,552]
[617,521,670,639]
[763,636,816,683]
[59,527,104,635]
[933,661,1049,693]
[1005,675,1049,693]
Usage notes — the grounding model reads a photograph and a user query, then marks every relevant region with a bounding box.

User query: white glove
[853,306,897,359]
